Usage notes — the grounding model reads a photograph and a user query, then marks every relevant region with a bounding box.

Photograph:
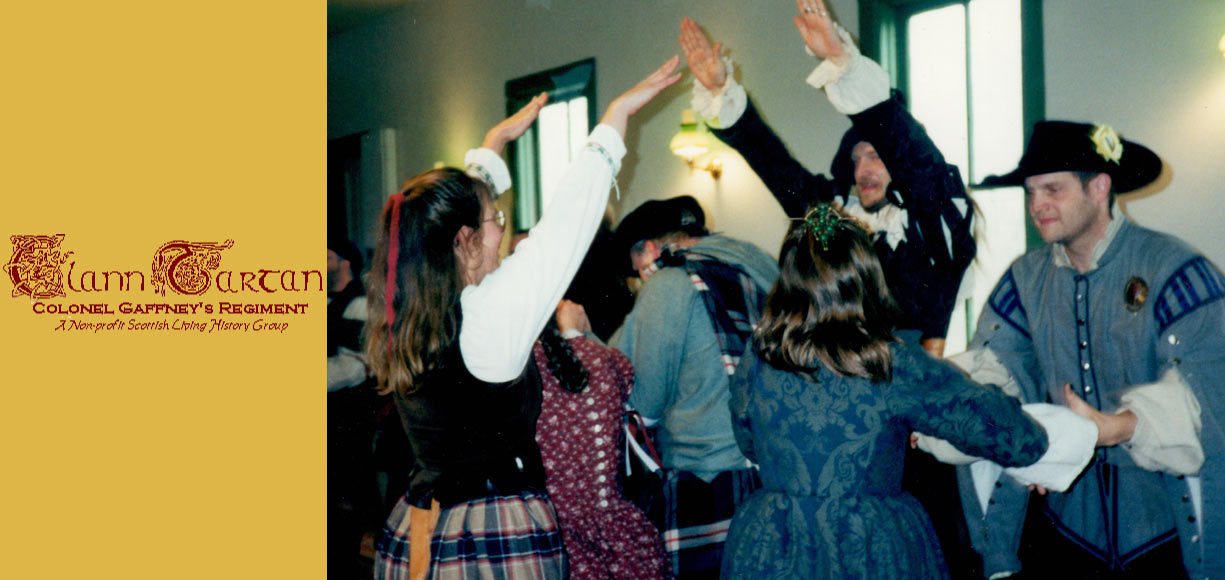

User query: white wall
[329,0,1225,268]
[1043,0,1225,268]
[328,0,859,258]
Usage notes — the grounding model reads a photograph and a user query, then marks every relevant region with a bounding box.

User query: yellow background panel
[0,2,324,578]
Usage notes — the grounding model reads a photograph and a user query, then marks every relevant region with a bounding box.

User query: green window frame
[858,0,1047,349]
[505,58,596,232]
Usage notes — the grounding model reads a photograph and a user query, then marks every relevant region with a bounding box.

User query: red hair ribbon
[384,192,406,360]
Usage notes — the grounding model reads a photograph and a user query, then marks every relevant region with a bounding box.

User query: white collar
[839,196,908,250]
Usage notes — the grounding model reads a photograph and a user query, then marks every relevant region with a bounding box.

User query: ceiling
[328,0,415,38]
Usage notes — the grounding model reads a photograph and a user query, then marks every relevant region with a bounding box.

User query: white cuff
[804,24,890,116]
[586,123,626,174]
[560,328,584,340]
[1119,367,1204,474]
[690,57,747,129]
[951,402,1097,513]
[1001,403,1097,492]
[464,147,512,195]
[916,402,1098,488]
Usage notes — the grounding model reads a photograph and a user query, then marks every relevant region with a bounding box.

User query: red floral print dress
[533,336,672,580]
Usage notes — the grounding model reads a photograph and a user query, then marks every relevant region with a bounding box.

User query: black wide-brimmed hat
[614,195,708,277]
[978,120,1162,193]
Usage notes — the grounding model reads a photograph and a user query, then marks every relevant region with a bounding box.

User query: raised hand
[794,0,847,63]
[482,92,549,155]
[679,18,726,91]
[600,55,683,138]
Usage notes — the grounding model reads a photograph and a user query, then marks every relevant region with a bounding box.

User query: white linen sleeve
[915,347,1022,463]
[805,24,891,116]
[458,124,624,383]
[690,57,748,130]
[947,346,1022,398]
[914,433,981,465]
[327,350,368,392]
[1119,366,1204,475]
[922,348,1099,493]
[960,403,1097,514]
[327,296,369,392]
[916,402,1098,493]
[464,147,513,195]
[1000,403,1097,491]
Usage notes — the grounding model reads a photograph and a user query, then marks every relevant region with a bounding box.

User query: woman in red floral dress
[533,300,672,580]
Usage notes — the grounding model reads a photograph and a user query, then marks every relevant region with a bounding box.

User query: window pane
[568,96,589,158]
[908,4,969,178]
[964,187,1027,340]
[513,127,539,226]
[969,0,1022,183]
[537,100,570,212]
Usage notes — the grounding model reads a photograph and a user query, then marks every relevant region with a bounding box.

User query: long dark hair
[538,318,589,393]
[754,204,901,383]
[364,168,492,395]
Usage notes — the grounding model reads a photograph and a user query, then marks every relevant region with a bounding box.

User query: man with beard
[679,4,974,358]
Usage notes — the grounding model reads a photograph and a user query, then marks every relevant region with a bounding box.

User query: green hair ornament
[802,203,845,251]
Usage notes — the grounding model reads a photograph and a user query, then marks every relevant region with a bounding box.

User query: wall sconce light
[670,109,723,179]
[1219,32,1225,58]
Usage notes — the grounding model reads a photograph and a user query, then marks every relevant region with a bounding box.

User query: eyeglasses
[483,209,506,228]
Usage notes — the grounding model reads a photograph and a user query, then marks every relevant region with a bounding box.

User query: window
[505,59,595,231]
[860,0,1044,353]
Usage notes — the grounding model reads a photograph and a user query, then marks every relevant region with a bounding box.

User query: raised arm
[679,17,837,217]
[460,57,681,383]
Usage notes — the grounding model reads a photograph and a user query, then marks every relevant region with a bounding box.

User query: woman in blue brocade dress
[721,204,1049,580]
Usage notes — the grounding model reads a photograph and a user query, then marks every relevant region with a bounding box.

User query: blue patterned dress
[723,331,1048,579]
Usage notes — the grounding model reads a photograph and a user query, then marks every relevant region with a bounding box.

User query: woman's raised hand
[679,18,725,91]
[600,55,683,138]
[794,0,847,64]
[482,92,549,155]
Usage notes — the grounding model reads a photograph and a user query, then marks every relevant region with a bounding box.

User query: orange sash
[408,499,441,580]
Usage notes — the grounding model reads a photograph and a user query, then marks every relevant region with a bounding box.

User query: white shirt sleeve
[327,296,369,392]
[954,403,1098,515]
[327,349,368,392]
[915,402,1098,493]
[946,347,1023,398]
[458,124,625,383]
[924,348,1098,494]
[1119,366,1204,475]
[1000,403,1097,491]
[690,57,748,130]
[464,147,513,195]
[805,23,891,115]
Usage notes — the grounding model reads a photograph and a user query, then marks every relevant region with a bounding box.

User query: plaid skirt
[374,490,567,580]
[662,468,760,580]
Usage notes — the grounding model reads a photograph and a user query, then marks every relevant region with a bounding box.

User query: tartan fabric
[661,468,761,580]
[653,249,765,376]
[375,490,567,580]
